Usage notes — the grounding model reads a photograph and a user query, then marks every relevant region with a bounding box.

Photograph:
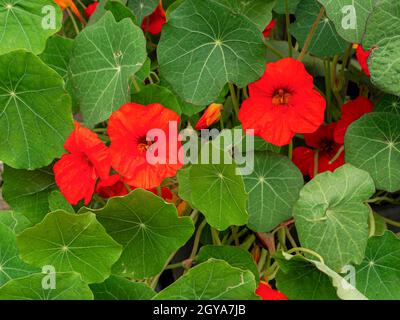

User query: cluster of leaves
[0,0,399,300]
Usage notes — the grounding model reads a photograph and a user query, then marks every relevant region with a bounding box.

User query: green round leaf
[0,51,74,169]
[177,166,193,205]
[290,0,348,57]
[154,259,259,300]
[48,190,74,214]
[0,224,38,286]
[90,275,155,300]
[275,253,339,300]
[243,152,303,232]
[375,95,400,115]
[131,84,181,114]
[317,0,374,43]
[17,210,123,284]
[293,164,375,271]
[80,189,195,279]
[69,12,147,125]
[158,0,266,105]
[0,272,93,300]
[2,165,55,225]
[345,112,400,192]
[189,149,248,231]
[0,0,62,55]
[197,245,259,284]
[355,231,400,300]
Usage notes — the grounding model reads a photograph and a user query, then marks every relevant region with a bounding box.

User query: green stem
[131,77,141,93]
[286,247,325,264]
[298,6,325,61]
[285,227,297,249]
[257,249,268,273]
[189,219,207,260]
[67,8,80,35]
[211,228,222,245]
[381,216,400,228]
[284,0,293,57]
[288,140,293,160]
[230,226,240,246]
[229,83,240,117]
[264,41,285,59]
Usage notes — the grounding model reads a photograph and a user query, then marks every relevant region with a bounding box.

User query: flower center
[137,136,154,152]
[320,138,334,154]
[272,89,291,106]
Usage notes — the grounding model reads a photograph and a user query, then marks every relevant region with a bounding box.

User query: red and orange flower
[239,58,326,146]
[108,103,183,189]
[195,103,223,130]
[54,122,110,205]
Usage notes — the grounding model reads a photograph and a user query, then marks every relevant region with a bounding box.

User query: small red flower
[292,123,345,178]
[108,103,183,189]
[256,282,288,300]
[141,2,166,35]
[54,122,110,205]
[85,1,99,19]
[263,19,276,38]
[355,44,372,77]
[195,103,223,130]
[239,58,326,146]
[334,97,374,144]
[54,0,83,22]
[96,174,129,199]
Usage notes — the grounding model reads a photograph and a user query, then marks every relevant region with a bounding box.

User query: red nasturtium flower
[54,122,110,205]
[141,1,166,35]
[85,1,99,19]
[54,0,84,22]
[239,58,326,146]
[108,103,183,189]
[354,44,372,77]
[334,96,374,144]
[256,282,288,300]
[263,19,276,38]
[195,103,223,130]
[293,123,345,178]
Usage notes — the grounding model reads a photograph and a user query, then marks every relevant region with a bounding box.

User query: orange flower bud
[195,103,223,130]
[54,0,84,22]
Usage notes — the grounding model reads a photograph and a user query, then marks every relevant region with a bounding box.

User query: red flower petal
[304,123,336,149]
[355,45,372,77]
[96,174,129,199]
[256,282,288,300]
[108,103,183,189]
[141,2,166,35]
[84,1,99,19]
[262,19,276,38]
[292,147,315,176]
[334,97,374,144]
[239,58,325,146]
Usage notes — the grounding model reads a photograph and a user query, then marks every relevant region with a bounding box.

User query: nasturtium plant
[0,0,400,302]
[345,112,400,192]
[243,152,303,232]
[154,259,259,300]
[69,12,146,125]
[158,0,266,105]
[0,0,62,55]
[294,164,375,271]
[0,272,93,300]
[80,189,194,279]
[0,51,73,169]
[17,210,122,284]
